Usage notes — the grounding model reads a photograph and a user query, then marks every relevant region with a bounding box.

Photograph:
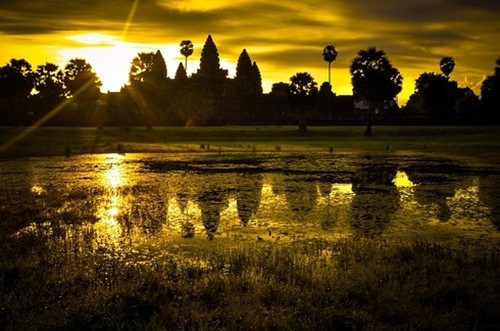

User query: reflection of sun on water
[106,168,122,187]
[94,154,128,245]
[31,185,45,195]
[393,171,414,187]
[393,171,415,201]
[109,207,119,216]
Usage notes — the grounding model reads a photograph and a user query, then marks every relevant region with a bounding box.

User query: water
[1,153,499,260]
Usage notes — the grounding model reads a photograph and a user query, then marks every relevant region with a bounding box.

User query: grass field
[1,126,499,161]
[2,235,500,331]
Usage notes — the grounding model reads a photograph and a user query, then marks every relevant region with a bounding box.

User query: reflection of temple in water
[6,154,500,252]
[234,173,263,226]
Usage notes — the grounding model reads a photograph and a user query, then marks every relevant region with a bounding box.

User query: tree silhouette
[0,58,34,123]
[289,72,318,131]
[440,57,455,117]
[415,72,458,119]
[322,45,338,88]
[180,40,193,74]
[129,51,168,128]
[480,56,500,121]
[129,51,167,87]
[33,62,67,117]
[455,86,480,117]
[0,59,33,100]
[349,47,402,136]
[64,58,102,113]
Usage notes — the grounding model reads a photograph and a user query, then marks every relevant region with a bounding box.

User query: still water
[1,153,499,259]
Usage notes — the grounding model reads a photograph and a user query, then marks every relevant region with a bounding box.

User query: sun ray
[122,0,141,39]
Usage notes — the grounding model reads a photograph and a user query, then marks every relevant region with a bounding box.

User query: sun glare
[66,33,117,45]
[60,33,198,92]
[60,35,138,92]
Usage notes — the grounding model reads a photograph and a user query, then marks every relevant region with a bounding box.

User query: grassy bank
[2,237,500,330]
[1,126,499,161]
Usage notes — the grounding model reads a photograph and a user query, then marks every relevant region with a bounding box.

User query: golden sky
[1,0,499,105]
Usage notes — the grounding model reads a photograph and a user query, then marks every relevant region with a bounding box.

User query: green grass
[2,236,500,330]
[0,126,499,161]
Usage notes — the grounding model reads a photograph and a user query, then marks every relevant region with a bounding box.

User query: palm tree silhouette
[323,45,338,114]
[440,57,455,117]
[440,57,455,78]
[180,40,194,74]
[322,45,338,88]
[349,47,402,136]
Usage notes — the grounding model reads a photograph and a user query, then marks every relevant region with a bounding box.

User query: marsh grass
[1,234,500,331]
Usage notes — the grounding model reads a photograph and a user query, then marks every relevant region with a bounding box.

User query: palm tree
[180,40,194,74]
[349,47,402,136]
[322,45,338,114]
[289,72,318,131]
[322,45,338,88]
[440,57,455,117]
[440,57,455,78]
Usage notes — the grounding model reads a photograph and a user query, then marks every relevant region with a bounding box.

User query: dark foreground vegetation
[2,236,500,331]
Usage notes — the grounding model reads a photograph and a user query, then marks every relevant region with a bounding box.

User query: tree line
[1,34,499,131]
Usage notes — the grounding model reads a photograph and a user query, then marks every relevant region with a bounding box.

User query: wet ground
[1,152,500,261]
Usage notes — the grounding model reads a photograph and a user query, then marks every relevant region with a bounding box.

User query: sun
[60,33,140,92]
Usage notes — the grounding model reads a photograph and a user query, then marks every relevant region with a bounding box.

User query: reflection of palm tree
[180,40,194,74]
[405,166,455,222]
[283,177,318,220]
[318,181,333,228]
[235,174,263,226]
[350,165,399,236]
